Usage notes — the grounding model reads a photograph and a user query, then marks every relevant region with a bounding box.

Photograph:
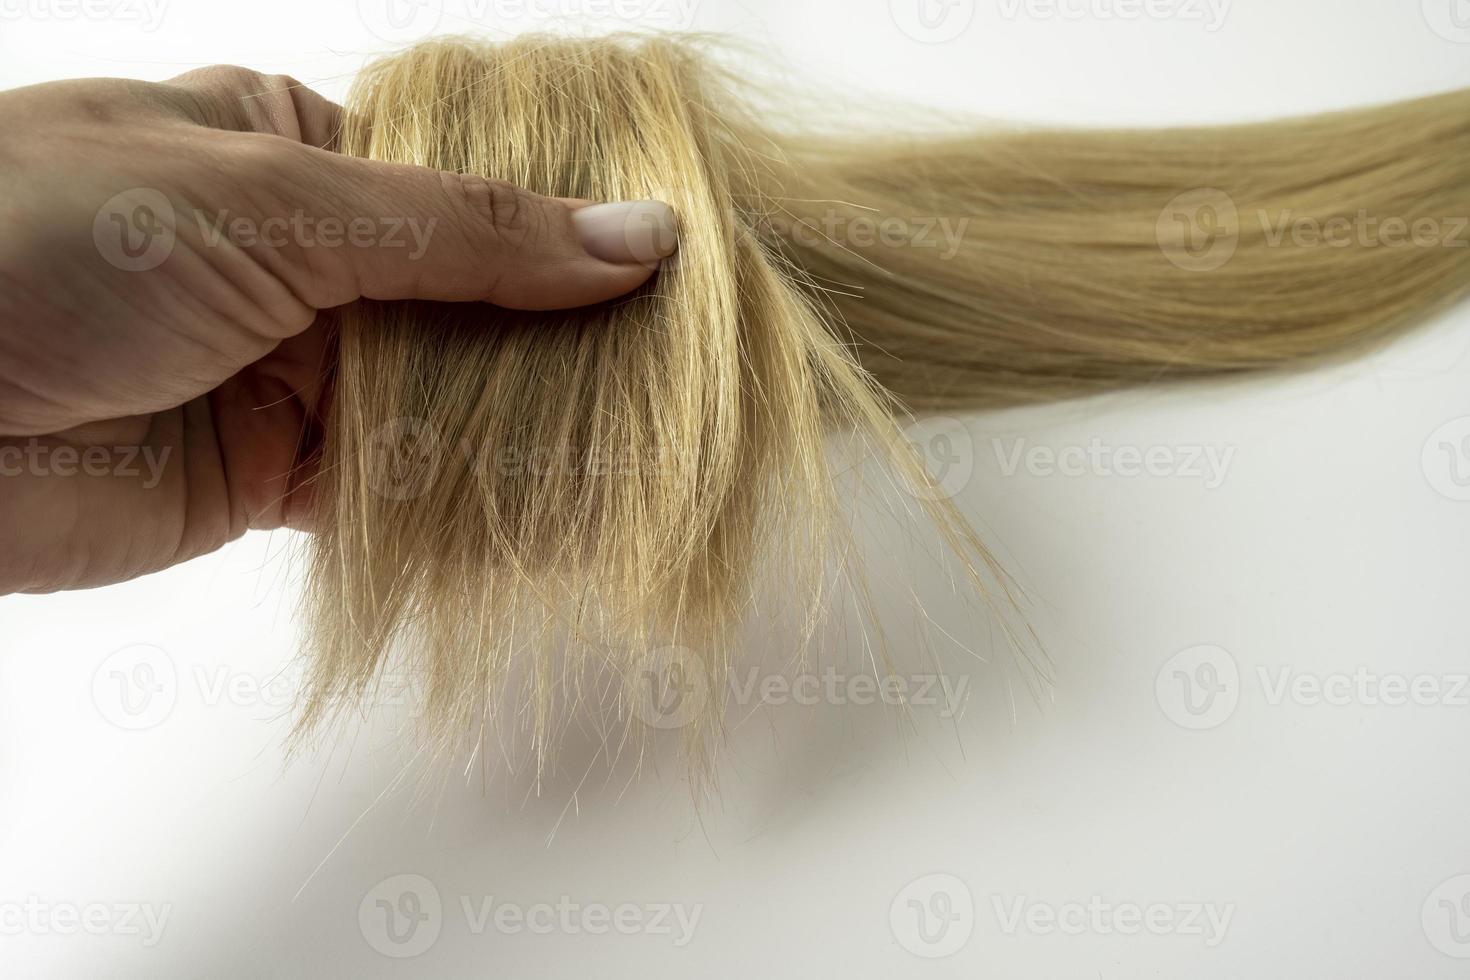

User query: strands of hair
[293,34,1470,789]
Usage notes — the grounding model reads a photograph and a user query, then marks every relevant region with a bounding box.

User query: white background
[4,0,1470,976]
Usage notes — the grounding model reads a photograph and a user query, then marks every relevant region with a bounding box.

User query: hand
[0,66,678,594]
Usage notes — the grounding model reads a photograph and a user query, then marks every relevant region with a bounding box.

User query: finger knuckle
[444,173,540,251]
[190,64,272,94]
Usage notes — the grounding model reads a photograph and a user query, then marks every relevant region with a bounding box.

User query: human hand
[0,66,677,593]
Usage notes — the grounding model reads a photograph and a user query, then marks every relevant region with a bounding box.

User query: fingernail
[571,200,679,267]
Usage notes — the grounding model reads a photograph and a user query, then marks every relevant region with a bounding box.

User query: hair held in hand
[294,34,1470,781]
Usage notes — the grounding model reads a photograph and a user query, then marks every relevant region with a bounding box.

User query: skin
[0,67,664,594]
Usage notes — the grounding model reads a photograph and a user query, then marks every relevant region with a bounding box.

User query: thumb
[247,140,679,311]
